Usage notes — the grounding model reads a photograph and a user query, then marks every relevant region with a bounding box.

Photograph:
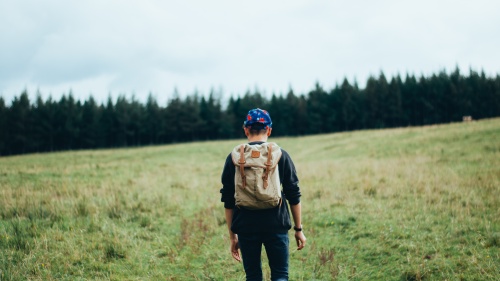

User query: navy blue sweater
[220,142,301,234]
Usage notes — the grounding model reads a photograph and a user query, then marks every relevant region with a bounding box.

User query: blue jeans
[237,232,289,281]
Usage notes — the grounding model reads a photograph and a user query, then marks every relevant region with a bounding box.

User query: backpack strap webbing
[262,143,273,189]
[238,144,246,189]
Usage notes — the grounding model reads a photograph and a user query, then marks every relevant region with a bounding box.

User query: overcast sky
[1,0,499,105]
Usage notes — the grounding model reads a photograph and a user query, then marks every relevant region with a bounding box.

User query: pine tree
[142,93,162,144]
[363,76,380,128]
[387,75,404,127]
[100,96,116,147]
[164,93,182,143]
[178,95,202,141]
[284,88,305,136]
[306,82,329,134]
[127,95,143,146]
[0,96,7,155]
[401,74,419,126]
[199,90,222,140]
[31,93,56,152]
[7,90,32,154]
[80,96,101,149]
[221,96,240,139]
[338,78,359,131]
[268,94,286,136]
[114,95,131,147]
[489,74,500,117]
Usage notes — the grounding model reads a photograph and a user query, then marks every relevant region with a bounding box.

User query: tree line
[1,68,499,156]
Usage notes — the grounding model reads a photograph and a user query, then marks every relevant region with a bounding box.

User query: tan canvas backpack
[231,142,283,210]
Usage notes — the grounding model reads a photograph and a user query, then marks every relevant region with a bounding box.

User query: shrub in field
[104,241,127,261]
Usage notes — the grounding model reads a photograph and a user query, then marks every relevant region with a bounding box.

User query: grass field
[1,118,499,280]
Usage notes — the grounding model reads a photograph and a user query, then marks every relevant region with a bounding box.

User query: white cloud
[0,0,499,104]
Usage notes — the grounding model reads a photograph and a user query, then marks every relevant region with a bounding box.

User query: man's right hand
[230,237,241,262]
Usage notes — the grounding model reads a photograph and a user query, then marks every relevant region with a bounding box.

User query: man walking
[220,108,306,281]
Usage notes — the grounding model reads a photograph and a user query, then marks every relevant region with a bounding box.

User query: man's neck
[247,135,268,142]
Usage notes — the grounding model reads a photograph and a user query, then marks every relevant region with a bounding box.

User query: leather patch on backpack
[251,150,260,158]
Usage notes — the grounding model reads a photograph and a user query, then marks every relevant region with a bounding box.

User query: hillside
[1,118,499,280]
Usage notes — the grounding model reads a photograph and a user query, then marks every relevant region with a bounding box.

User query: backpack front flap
[231,142,283,209]
[231,142,281,169]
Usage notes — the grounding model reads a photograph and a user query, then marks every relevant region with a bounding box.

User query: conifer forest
[1,68,499,156]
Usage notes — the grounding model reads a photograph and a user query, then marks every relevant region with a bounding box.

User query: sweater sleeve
[280,149,301,205]
[220,154,236,209]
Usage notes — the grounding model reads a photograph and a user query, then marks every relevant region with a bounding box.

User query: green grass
[1,118,499,280]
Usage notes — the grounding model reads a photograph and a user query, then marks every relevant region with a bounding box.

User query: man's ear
[243,127,250,137]
[267,128,272,137]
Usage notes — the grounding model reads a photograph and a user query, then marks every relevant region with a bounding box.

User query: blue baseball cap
[243,108,272,128]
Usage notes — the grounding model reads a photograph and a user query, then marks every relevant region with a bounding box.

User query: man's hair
[246,124,268,136]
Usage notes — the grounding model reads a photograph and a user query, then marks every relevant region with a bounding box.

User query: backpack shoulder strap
[262,143,273,188]
[238,144,246,189]
[265,142,282,168]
